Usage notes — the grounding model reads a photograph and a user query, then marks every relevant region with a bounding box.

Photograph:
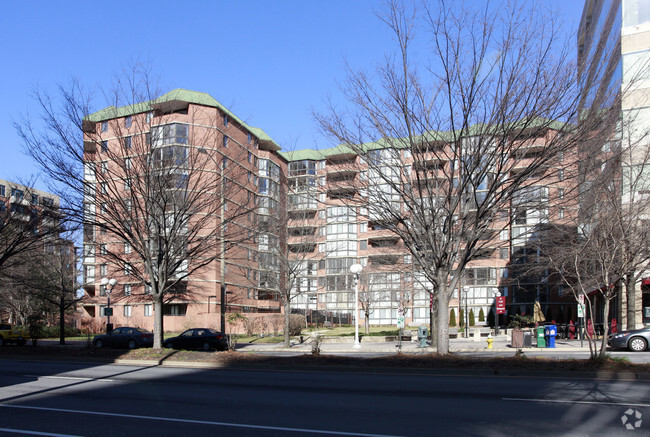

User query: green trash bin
[536,326,546,347]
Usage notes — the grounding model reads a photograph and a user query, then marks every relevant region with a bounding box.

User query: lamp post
[493,288,501,336]
[350,263,363,349]
[463,286,469,338]
[101,277,117,333]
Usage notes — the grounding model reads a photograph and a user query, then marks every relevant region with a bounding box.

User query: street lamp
[101,277,117,333]
[350,263,363,349]
[463,286,469,338]
[493,288,501,336]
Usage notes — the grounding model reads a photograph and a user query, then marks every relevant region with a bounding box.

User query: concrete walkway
[235,334,595,355]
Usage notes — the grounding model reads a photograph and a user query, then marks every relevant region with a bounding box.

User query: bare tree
[15,76,258,347]
[0,182,62,277]
[9,236,81,345]
[315,0,619,353]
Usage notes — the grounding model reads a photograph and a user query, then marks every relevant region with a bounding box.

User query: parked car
[0,324,29,346]
[608,326,650,352]
[163,328,228,351]
[93,327,153,349]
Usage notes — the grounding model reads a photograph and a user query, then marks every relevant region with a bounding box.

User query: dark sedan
[93,327,153,349]
[608,326,650,352]
[163,328,228,351]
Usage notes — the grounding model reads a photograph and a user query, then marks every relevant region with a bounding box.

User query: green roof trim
[84,89,280,150]
[282,117,570,162]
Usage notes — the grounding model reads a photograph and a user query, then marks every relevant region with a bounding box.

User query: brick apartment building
[0,179,72,325]
[80,89,581,332]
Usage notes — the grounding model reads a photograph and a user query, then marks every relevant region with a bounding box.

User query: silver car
[608,327,650,352]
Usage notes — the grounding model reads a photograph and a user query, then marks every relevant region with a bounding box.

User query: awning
[642,278,650,286]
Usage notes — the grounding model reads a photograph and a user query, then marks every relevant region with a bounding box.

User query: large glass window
[150,123,189,146]
[289,160,316,176]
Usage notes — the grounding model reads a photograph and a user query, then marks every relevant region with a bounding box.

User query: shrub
[508,314,534,329]
[449,309,456,327]
[459,309,465,328]
[478,308,485,322]
[289,314,305,336]
[469,309,475,327]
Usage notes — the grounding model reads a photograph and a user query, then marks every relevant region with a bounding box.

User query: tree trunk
[283,297,291,348]
[436,290,449,354]
[626,274,637,330]
[59,296,65,345]
[153,296,164,348]
[599,299,611,358]
[365,310,370,335]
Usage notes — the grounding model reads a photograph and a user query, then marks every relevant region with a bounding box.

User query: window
[124,136,132,149]
[248,152,253,163]
[100,264,107,276]
[101,141,108,152]
[499,248,509,259]
[0,185,4,196]
[223,114,228,126]
[11,188,24,200]
[150,123,189,146]
[248,133,252,143]
[100,244,107,255]
[124,305,132,317]
[558,188,564,199]
[404,254,412,264]
[124,179,131,191]
[144,304,152,316]
[146,111,153,124]
[559,208,565,219]
[101,183,108,194]
[125,116,132,128]
[558,151,564,162]
[125,157,131,170]
[319,243,325,253]
[124,284,132,295]
[124,242,131,254]
[223,136,229,148]
[31,194,38,205]
[101,121,108,132]
[164,304,187,316]
[101,161,108,174]
[558,169,564,181]
[124,263,132,275]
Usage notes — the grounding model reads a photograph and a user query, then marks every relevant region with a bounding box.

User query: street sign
[397,317,405,328]
[577,304,584,318]
[496,296,506,314]
[104,307,113,317]
[579,294,584,305]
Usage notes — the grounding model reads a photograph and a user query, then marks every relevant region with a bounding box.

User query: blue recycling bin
[544,324,557,348]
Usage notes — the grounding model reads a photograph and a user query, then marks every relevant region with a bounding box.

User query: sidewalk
[235,335,594,355]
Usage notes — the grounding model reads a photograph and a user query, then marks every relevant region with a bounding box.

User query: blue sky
[0,1,585,192]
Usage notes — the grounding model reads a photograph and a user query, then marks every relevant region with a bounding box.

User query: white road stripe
[503,397,650,408]
[0,404,401,437]
[0,428,81,437]
[24,375,115,382]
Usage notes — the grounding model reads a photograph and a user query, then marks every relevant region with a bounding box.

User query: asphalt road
[1,360,649,436]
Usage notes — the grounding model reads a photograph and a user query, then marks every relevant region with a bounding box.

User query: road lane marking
[503,398,650,408]
[0,404,401,437]
[0,428,81,437]
[24,375,116,382]
[24,375,115,382]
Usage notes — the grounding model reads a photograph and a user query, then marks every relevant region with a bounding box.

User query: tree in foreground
[316,0,620,353]
[16,76,257,348]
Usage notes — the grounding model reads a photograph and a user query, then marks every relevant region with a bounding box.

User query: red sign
[496,296,506,314]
